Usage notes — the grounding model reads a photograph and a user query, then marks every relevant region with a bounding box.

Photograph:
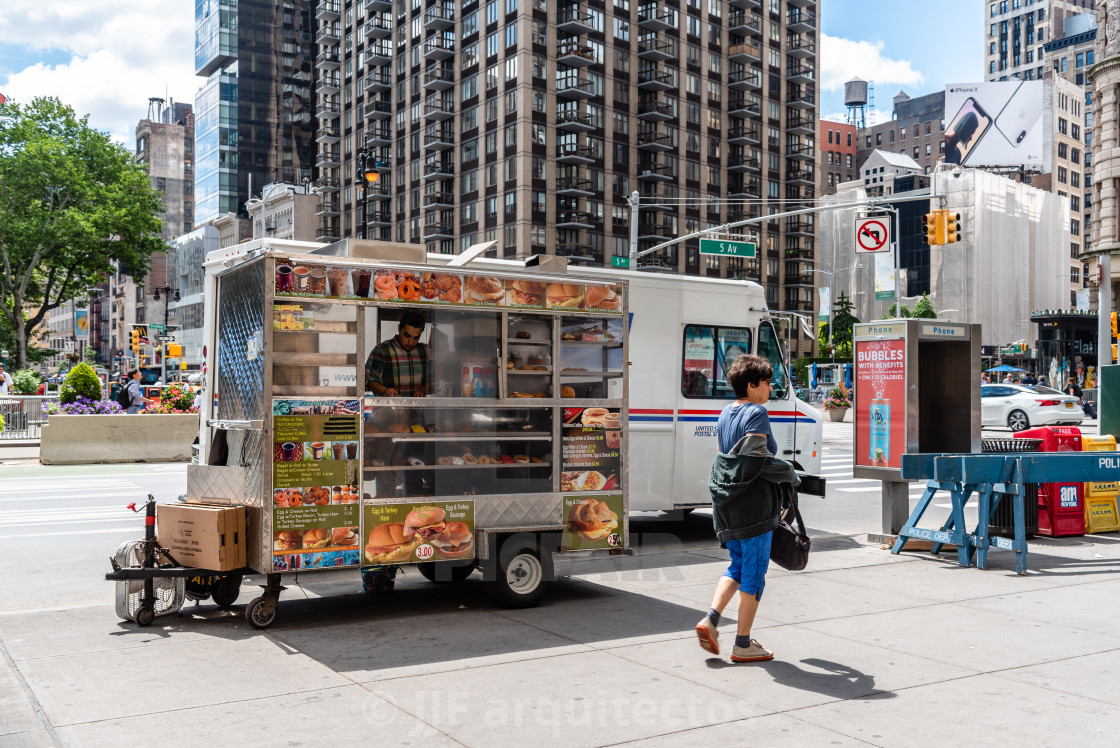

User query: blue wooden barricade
[893,452,1120,574]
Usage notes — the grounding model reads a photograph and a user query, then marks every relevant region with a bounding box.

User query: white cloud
[0,1,198,144]
[820,33,926,95]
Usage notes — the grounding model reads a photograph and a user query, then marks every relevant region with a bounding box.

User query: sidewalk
[2,514,1118,744]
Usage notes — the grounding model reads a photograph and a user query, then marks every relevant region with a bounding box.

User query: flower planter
[40,413,200,464]
[825,407,849,423]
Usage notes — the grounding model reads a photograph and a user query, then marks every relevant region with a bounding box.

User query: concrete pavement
[2,427,1120,745]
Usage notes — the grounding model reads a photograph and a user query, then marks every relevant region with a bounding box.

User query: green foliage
[59,363,102,405]
[883,304,912,318]
[823,386,851,409]
[0,412,4,432]
[0,96,166,369]
[10,369,41,395]
[819,292,859,354]
[82,345,98,363]
[884,294,937,320]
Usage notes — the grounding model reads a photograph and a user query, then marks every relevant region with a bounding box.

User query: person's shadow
[708,657,895,700]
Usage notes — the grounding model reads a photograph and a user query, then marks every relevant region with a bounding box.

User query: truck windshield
[757,321,788,400]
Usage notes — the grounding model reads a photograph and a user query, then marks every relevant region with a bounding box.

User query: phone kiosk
[176,242,630,628]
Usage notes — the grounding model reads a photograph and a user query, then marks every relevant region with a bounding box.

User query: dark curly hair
[726,353,772,399]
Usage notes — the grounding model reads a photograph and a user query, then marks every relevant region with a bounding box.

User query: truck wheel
[1008,410,1029,432]
[211,574,243,609]
[486,537,552,608]
[416,562,475,584]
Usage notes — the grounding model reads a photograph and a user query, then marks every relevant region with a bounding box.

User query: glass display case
[272,301,360,397]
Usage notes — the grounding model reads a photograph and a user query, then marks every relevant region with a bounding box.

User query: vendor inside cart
[365,311,431,397]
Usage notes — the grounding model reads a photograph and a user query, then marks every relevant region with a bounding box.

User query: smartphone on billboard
[943,97,992,165]
[994,82,1042,147]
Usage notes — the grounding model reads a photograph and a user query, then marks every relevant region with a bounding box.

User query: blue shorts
[722,531,773,600]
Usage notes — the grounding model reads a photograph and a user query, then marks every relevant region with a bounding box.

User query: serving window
[681,324,753,399]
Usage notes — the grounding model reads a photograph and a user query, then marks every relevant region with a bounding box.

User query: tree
[819,291,860,356]
[0,97,166,369]
[911,293,938,319]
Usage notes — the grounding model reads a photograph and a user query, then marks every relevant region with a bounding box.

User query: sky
[0,0,984,144]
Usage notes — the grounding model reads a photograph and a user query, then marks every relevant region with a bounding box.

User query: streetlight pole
[806,264,861,357]
[152,285,180,385]
[355,147,382,240]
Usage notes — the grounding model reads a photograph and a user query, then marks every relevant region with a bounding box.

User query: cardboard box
[157,504,246,571]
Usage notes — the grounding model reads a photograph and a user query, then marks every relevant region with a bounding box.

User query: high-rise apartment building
[194,0,318,225]
[818,119,857,194]
[314,0,820,354]
[984,0,1094,82]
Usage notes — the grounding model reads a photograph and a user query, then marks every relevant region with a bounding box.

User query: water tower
[844,78,868,129]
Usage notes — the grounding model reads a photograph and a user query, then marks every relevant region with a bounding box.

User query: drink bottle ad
[855,339,906,469]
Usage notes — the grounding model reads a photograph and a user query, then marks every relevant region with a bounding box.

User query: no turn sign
[855,217,891,253]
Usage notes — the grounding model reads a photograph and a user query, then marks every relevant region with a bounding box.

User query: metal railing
[0,396,59,440]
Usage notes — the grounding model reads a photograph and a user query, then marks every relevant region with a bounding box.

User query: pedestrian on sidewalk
[123,369,156,414]
[695,353,799,664]
[0,364,12,395]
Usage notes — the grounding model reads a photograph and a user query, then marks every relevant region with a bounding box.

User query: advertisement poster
[561,407,622,492]
[944,82,1047,170]
[562,494,623,551]
[874,252,895,301]
[818,286,831,322]
[75,309,90,340]
[273,259,621,314]
[272,399,362,571]
[854,339,907,470]
[361,501,475,564]
[683,327,715,375]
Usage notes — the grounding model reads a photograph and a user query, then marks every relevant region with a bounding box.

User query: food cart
[110,240,630,628]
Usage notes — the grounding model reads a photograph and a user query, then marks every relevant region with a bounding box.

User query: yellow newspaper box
[1081,435,1120,533]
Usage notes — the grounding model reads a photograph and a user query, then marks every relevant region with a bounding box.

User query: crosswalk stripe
[0,526,139,540]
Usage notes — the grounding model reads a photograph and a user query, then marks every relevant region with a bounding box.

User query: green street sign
[148,324,166,333]
[700,238,756,258]
[611,256,630,268]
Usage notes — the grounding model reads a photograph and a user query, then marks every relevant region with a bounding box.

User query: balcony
[787,91,815,109]
[727,126,760,145]
[727,154,760,172]
[729,42,761,63]
[316,222,340,243]
[316,1,340,21]
[364,100,392,119]
[637,128,674,152]
[423,224,455,241]
[556,176,595,196]
[637,68,674,92]
[317,178,340,193]
[637,98,674,121]
[366,209,393,227]
[637,33,674,62]
[370,155,392,173]
[424,191,455,208]
[423,67,455,90]
[785,273,814,287]
[729,179,760,197]
[366,15,393,39]
[364,183,392,200]
[556,243,601,264]
[556,77,596,99]
[787,115,814,134]
[365,124,392,146]
[423,97,455,120]
[316,127,341,144]
[316,26,340,46]
[368,42,393,64]
[728,13,761,36]
[638,188,674,211]
[556,210,596,229]
[424,4,455,30]
[637,3,675,31]
[785,239,814,258]
[556,144,596,164]
[787,169,814,185]
[557,41,597,68]
[728,96,761,118]
[728,0,760,9]
[315,76,340,94]
[423,37,454,60]
[787,9,816,31]
[424,126,455,150]
[365,70,391,92]
[787,35,816,58]
[636,163,674,181]
[787,63,815,84]
[557,6,597,35]
[364,0,392,11]
[316,150,341,167]
[637,222,674,240]
[785,220,815,236]
[316,51,340,70]
[784,300,814,313]
[727,69,761,90]
[556,109,597,132]
[423,161,455,180]
[316,199,340,217]
[787,143,815,160]
[318,101,340,120]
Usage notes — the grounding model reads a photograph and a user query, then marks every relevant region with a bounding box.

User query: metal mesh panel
[217,260,267,423]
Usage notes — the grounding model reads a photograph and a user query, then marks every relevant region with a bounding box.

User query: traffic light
[944,211,961,243]
[1112,312,1118,338]
[922,211,940,246]
[130,329,140,352]
[166,343,182,358]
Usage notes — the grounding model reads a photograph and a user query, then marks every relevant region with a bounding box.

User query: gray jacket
[709,434,800,543]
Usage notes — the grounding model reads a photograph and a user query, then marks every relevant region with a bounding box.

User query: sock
[705,608,721,626]
[735,634,752,649]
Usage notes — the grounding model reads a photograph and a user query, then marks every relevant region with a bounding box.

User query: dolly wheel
[486,537,553,608]
[246,595,278,629]
[416,562,475,584]
[211,575,243,609]
[135,605,155,627]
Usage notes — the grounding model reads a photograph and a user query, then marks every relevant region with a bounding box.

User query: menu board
[271,399,362,571]
[361,501,476,564]
[274,259,622,315]
[560,407,622,492]
[562,494,624,551]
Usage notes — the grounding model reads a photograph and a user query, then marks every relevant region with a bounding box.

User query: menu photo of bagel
[463,276,506,305]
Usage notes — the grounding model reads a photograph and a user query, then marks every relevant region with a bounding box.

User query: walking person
[695,354,799,663]
[0,364,12,395]
[123,369,156,414]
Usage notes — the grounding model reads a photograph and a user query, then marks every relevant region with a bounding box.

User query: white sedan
[981,384,1084,432]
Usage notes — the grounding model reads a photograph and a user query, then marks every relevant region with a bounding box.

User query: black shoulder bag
[770,483,810,571]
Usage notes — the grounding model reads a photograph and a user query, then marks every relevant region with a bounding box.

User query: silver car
[981,384,1085,432]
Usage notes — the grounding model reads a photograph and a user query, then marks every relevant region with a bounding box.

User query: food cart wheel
[211,574,243,609]
[245,595,278,629]
[416,561,475,584]
[134,605,156,627]
[486,538,552,608]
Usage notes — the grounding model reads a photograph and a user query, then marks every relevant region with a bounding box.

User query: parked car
[981,384,1084,432]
